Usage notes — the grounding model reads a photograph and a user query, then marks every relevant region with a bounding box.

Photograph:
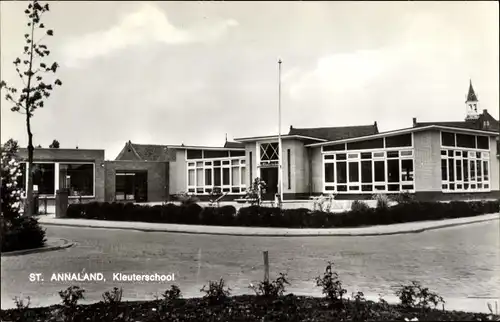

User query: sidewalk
[37,213,499,237]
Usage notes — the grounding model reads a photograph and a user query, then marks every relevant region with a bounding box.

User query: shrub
[312,194,336,212]
[58,286,85,321]
[315,261,346,304]
[249,272,290,299]
[351,200,370,212]
[208,187,223,207]
[395,281,445,310]
[373,193,390,210]
[390,191,415,204]
[102,287,122,304]
[201,278,231,305]
[245,178,266,206]
[176,192,199,206]
[1,217,46,252]
[163,285,182,302]
[13,296,30,309]
[351,291,371,321]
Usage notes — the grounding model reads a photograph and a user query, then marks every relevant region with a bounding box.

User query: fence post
[263,251,269,283]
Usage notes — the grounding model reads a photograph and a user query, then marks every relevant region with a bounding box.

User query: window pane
[456,134,476,148]
[477,136,489,150]
[476,161,482,182]
[386,134,412,148]
[260,143,279,161]
[241,167,246,186]
[347,138,384,150]
[469,160,476,181]
[337,154,347,161]
[323,144,345,152]
[214,167,221,186]
[387,151,399,158]
[441,132,455,146]
[64,164,94,196]
[204,150,229,158]
[230,150,245,157]
[325,155,334,160]
[325,163,335,183]
[448,159,454,181]
[348,162,359,182]
[337,185,347,192]
[387,159,399,183]
[187,149,203,159]
[388,184,399,191]
[441,159,447,181]
[374,161,385,182]
[336,162,347,184]
[33,163,55,194]
[463,159,468,182]
[361,161,372,183]
[222,168,230,185]
[196,168,203,186]
[456,160,462,181]
[361,184,372,191]
[232,167,240,186]
[188,169,195,186]
[361,152,371,159]
[401,159,414,181]
[483,161,489,181]
[205,169,212,185]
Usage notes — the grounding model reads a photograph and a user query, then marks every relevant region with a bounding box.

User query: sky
[1,1,498,160]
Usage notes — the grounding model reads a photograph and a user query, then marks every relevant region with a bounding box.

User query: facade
[14,81,500,203]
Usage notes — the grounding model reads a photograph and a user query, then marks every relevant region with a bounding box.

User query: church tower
[465,79,480,120]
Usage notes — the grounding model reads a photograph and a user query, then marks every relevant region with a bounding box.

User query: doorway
[115,171,148,202]
[260,167,278,201]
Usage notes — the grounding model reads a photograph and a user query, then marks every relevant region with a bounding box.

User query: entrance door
[260,167,278,201]
[115,171,148,202]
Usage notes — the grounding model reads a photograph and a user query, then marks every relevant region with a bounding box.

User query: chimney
[290,125,293,131]
[373,121,378,128]
[412,117,417,127]
[483,109,488,115]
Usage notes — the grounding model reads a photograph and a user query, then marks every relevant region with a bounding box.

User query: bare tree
[0,0,62,216]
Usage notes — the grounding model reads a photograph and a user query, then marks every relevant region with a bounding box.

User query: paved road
[1,221,499,312]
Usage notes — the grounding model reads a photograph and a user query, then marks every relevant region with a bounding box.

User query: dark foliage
[65,200,499,229]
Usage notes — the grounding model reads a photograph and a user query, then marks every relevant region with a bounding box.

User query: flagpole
[278,59,283,205]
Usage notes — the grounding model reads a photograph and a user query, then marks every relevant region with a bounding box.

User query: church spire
[466,79,478,102]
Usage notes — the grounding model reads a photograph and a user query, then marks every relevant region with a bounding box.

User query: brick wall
[104,161,168,202]
[413,130,441,192]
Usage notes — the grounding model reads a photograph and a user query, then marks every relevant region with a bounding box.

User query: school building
[15,81,499,204]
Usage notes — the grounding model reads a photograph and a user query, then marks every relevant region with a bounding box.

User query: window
[62,164,94,196]
[441,132,455,147]
[348,162,359,182]
[249,151,253,183]
[401,159,413,181]
[230,150,245,157]
[205,169,212,185]
[287,149,291,189]
[323,144,345,152]
[187,149,203,159]
[387,159,399,183]
[214,167,221,186]
[441,149,490,192]
[260,142,279,161]
[188,169,195,186]
[325,163,335,183]
[477,136,489,150]
[336,162,347,184]
[204,150,229,158]
[456,134,476,149]
[33,163,55,195]
[347,138,383,150]
[374,161,385,182]
[361,161,372,183]
[231,167,239,186]
[385,134,412,148]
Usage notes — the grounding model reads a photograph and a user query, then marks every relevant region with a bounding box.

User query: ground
[1,221,499,313]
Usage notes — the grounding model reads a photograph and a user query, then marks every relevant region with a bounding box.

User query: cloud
[60,3,238,67]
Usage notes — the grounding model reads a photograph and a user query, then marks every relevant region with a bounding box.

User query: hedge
[65,200,499,228]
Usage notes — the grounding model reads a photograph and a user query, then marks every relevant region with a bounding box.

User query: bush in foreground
[65,199,499,229]
[1,139,46,253]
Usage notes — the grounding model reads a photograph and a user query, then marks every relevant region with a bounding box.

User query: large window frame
[322,133,415,194]
[19,161,96,198]
[186,155,246,195]
[440,131,491,193]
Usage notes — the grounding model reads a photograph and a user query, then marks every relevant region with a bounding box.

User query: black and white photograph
[1,1,499,321]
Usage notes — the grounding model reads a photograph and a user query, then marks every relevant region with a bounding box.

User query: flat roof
[305,125,499,148]
[233,134,328,142]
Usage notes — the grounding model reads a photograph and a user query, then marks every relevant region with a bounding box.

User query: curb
[1,238,74,257]
[38,215,499,237]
